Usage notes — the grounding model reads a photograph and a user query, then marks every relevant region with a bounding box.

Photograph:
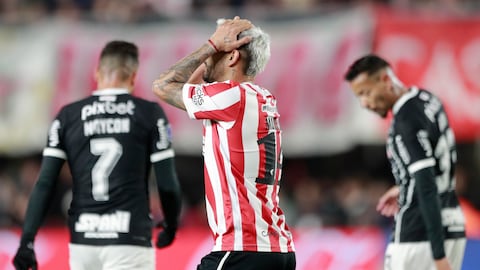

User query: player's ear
[130,71,137,87]
[94,68,101,83]
[227,50,241,67]
[380,69,393,89]
[381,69,390,82]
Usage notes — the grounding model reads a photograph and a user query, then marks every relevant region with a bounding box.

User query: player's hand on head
[155,221,177,248]
[209,16,253,53]
[12,241,38,270]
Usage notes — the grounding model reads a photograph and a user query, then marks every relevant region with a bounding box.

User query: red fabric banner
[374,8,480,141]
[0,227,384,270]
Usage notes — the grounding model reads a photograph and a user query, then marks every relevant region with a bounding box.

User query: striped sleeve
[182,82,241,121]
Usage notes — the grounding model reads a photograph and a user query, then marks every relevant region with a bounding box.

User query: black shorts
[197,251,296,270]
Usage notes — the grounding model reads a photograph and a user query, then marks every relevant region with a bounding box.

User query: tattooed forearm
[152,79,185,110]
[153,43,215,110]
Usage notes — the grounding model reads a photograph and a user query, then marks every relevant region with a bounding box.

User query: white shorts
[384,238,466,270]
[69,243,155,270]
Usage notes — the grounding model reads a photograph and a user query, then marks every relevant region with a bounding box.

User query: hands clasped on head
[208,16,253,53]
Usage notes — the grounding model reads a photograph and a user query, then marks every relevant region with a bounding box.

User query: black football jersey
[43,88,174,246]
[386,87,465,244]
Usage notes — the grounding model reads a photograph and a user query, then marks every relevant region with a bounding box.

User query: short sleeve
[182,82,241,121]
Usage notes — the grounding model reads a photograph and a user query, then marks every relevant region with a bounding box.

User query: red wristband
[208,39,219,53]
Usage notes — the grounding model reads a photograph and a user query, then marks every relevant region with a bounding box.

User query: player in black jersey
[12,41,182,270]
[345,54,466,270]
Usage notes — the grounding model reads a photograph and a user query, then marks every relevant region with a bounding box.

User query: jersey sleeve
[149,104,175,164]
[394,113,435,175]
[396,107,446,259]
[182,82,241,121]
[42,108,67,160]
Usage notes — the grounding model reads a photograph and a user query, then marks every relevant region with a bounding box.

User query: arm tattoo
[153,43,215,110]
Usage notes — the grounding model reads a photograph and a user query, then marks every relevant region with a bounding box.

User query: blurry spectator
[0,0,47,24]
[43,0,83,20]
[335,176,371,225]
[92,0,135,22]
[1,0,480,24]
[0,173,16,226]
[333,176,390,226]
[293,177,324,228]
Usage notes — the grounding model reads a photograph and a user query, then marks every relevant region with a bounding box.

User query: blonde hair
[217,19,271,77]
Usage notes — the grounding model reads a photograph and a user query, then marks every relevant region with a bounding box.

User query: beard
[203,75,213,83]
[378,111,387,118]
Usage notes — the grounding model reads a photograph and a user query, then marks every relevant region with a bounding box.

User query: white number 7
[90,138,123,201]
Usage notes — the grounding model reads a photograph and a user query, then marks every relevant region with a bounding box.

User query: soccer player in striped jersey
[12,41,182,270]
[153,17,295,269]
[344,54,466,270]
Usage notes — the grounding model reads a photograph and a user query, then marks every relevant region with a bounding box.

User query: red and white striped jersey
[182,80,295,253]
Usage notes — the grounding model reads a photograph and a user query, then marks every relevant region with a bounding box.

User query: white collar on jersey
[92,88,130,96]
[392,86,419,115]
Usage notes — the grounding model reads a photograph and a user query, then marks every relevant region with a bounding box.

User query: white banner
[0,9,379,156]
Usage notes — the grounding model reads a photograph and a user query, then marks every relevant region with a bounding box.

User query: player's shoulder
[203,80,240,93]
[242,82,273,96]
[399,88,442,112]
[129,95,158,106]
[56,96,95,116]
[394,88,438,128]
[127,96,168,121]
[129,96,165,112]
[395,88,423,114]
[415,88,442,105]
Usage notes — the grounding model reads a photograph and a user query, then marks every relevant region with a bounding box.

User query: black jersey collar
[392,86,419,115]
[92,88,130,96]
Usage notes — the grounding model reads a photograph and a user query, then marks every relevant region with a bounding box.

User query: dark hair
[100,40,138,63]
[98,41,139,80]
[344,54,390,82]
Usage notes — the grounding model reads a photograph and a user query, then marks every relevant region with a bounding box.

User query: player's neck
[97,80,133,92]
[393,84,408,99]
[96,71,134,92]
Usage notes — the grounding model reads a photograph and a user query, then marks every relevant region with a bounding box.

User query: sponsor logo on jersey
[438,112,448,132]
[261,230,280,238]
[261,96,278,115]
[156,119,171,150]
[81,100,135,121]
[419,91,430,101]
[416,130,432,157]
[441,207,465,232]
[387,137,406,183]
[424,96,441,123]
[266,116,281,131]
[48,120,61,147]
[192,86,204,106]
[395,135,411,164]
[75,210,131,239]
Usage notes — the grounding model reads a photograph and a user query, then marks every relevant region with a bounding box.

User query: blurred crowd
[1,0,480,239]
[1,0,479,24]
[1,144,479,234]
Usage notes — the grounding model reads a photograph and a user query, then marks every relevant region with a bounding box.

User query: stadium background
[0,0,479,269]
